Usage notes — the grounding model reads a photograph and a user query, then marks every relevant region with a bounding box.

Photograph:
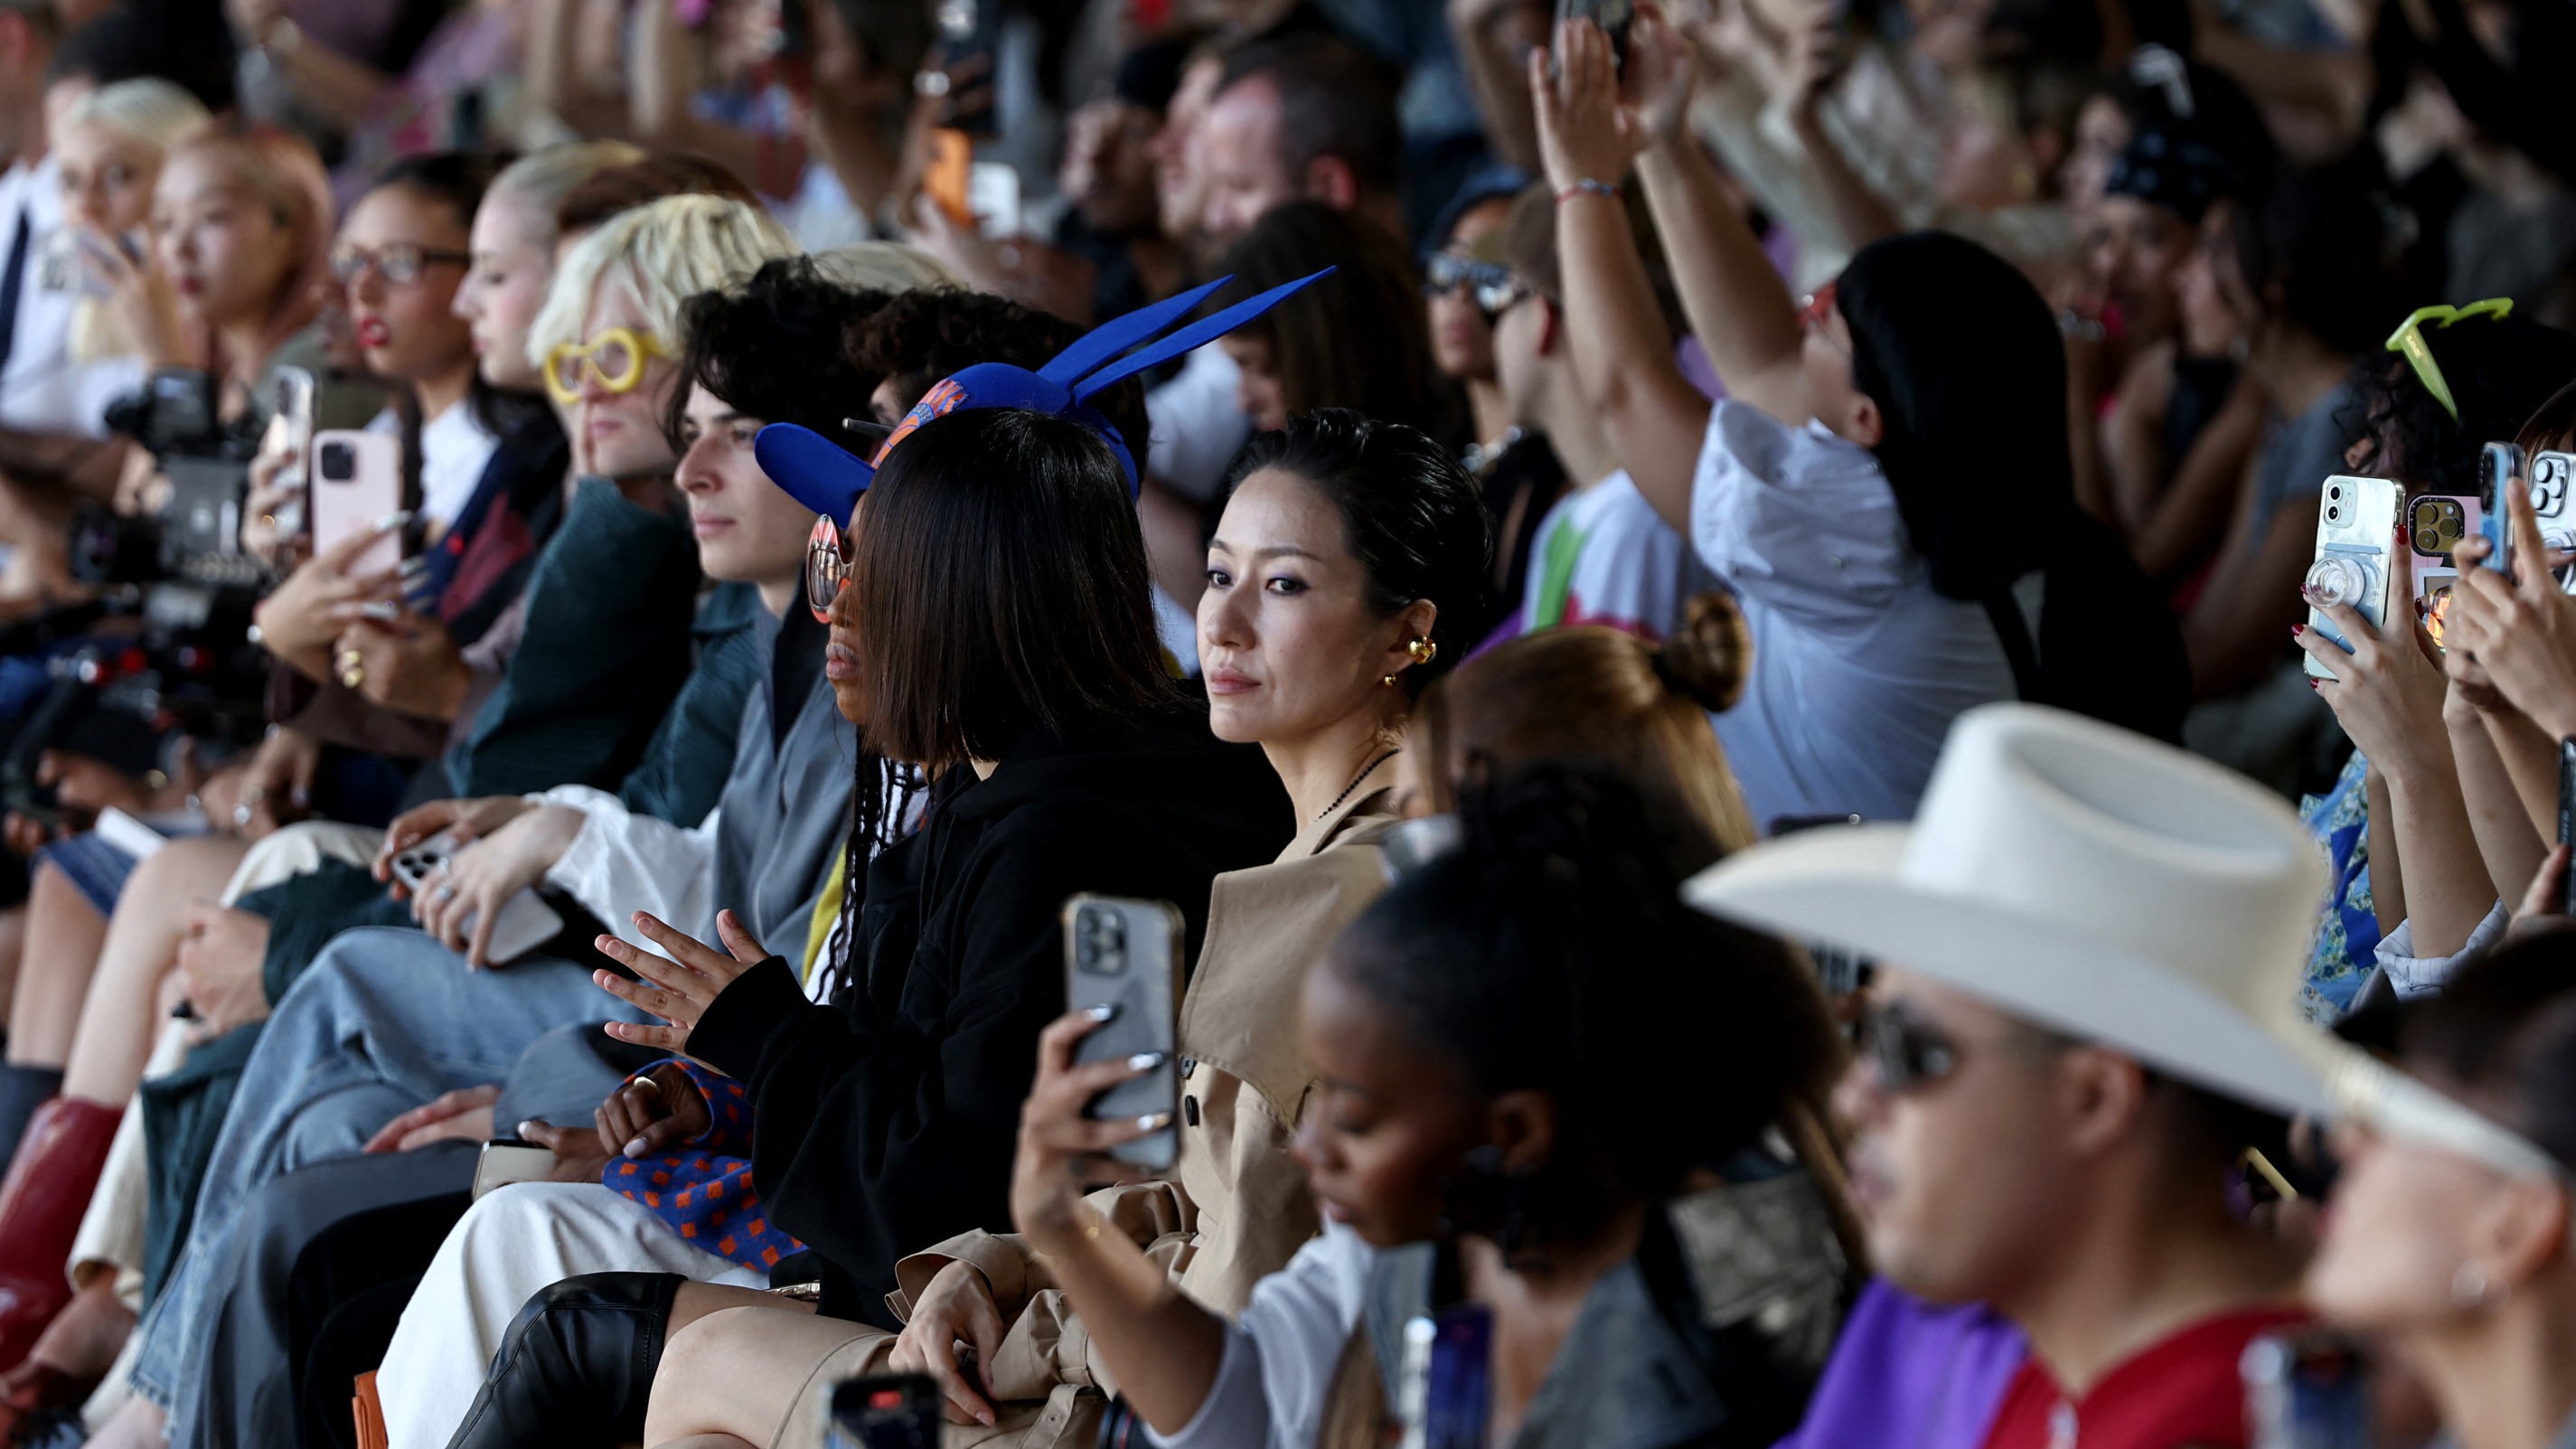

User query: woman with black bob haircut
[1215,202,1465,450]
[1006,766,1844,1448]
[567,400,1293,1435]
[637,409,1493,1442]
[1534,15,2185,833]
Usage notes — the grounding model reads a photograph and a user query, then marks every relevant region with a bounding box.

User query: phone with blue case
[1396,1304,1493,1449]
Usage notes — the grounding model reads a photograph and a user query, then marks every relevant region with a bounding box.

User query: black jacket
[691,705,1293,1325]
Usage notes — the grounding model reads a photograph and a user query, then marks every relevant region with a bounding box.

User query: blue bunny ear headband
[755,268,1334,525]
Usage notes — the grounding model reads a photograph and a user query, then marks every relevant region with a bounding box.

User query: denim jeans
[126,927,648,1425]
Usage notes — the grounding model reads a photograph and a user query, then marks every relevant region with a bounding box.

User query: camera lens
[2328,485,2345,502]
[2415,529,2435,552]
[2326,505,2342,522]
[317,440,354,481]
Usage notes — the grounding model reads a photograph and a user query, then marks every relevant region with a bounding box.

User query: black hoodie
[691,704,1293,1325]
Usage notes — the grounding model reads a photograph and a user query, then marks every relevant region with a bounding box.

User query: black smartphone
[1062,894,1182,1171]
[2558,739,2576,916]
[1555,0,1633,64]
[931,0,1001,136]
[1395,1305,1494,1449]
[2242,1330,2372,1449]
[824,1374,940,1449]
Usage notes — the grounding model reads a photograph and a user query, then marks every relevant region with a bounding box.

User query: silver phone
[1062,894,1182,1171]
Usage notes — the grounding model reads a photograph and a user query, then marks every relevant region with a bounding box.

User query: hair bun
[1652,592,1752,712]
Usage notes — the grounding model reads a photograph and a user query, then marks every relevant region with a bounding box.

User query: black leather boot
[440,1272,685,1449]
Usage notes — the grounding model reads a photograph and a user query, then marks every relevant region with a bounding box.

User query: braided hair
[1330,765,1840,1255]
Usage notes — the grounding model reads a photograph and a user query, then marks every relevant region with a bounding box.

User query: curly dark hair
[843,289,1151,475]
[663,258,890,449]
[2347,312,2576,496]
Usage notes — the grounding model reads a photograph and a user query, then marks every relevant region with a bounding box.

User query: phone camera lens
[317,440,355,481]
[2326,505,2342,522]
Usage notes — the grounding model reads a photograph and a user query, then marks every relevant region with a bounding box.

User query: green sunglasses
[2385,297,2513,421]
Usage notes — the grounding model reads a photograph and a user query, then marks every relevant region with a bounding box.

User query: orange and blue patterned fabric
[601,1058,804,1272]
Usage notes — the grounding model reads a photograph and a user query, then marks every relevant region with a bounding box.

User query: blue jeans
[126,927,647,1423]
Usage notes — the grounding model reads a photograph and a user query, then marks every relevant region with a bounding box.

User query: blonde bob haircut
[528,193,797,371]
[61,78,211,153]
[487,139,644,254]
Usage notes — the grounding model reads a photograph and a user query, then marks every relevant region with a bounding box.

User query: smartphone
[389,831,567,966]
[966,160,1021,239]
[1061,894,1181,1171]
[1395,1305,1494,1449]
[2242,1330,2372,1449]
[2532,449,2576,592]
[824,1374,940,1449]
[310,428,404,576]
[930,0,1000,136]
[268,366,316,539]
[2558,739,2576,916]
[2303,475,2402,683]
[1555,0,1634,64]
[2407,494,2478,651]
[470,1139,556,1200]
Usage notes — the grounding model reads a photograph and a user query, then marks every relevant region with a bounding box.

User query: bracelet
[1555,178,1618,204]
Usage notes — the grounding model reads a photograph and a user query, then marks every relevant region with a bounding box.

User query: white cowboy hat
[1683,702,2332,1118]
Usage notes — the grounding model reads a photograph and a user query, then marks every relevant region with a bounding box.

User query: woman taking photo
[1009,767,1841,1449]
[2307,929,2576,1449]
[628,409,1493,1444]
[434,398,1295,1444]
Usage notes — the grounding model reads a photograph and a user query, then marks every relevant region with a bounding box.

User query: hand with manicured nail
[1009,1007,1173,1254]
[588,908,773,1055]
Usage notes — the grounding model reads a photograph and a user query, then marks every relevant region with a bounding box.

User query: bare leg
[5,861,107,1068]
[61,836,249,1105]
[644,1303,885,1447]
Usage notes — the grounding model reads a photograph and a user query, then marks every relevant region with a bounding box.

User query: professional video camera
[0,611,265,830]
[69,367,266,592]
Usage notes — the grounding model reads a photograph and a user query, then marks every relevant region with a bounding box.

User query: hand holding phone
[2302,476,2402,682]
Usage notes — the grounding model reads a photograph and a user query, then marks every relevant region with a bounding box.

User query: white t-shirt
[370,400,501,530]
[1690,400,2015,828]
[1517,468,1718,642]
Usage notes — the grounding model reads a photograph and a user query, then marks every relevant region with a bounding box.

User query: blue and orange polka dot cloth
[602,1058,804,1271]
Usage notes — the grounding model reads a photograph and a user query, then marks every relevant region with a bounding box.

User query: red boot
[0,1098,120,1375]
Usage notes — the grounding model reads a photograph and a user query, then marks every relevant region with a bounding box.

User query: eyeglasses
[328,240,472,288]
[1854,999,1960,1093]
[543,326,670,407]
[805,513,849,624]
[2386,298,2512,421]
[1422,251,1530,325]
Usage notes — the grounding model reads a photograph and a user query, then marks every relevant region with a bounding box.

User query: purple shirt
[1773,1278,2026,1449]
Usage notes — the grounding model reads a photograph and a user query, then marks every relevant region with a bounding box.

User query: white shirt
[1149,1222,1376,1449]
[1516,468,1718,640]
[1147,343,1252,503]
[1690,400,2016,828]
[369,400,501,530]
[0,154,133,438]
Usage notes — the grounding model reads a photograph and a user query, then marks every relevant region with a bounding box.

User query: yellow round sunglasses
[543,326,669,406]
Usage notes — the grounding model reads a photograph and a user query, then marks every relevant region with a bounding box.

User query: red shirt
[1978,1307,2309,1449]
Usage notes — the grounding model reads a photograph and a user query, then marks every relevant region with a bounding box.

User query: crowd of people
[0,0,2567,1445]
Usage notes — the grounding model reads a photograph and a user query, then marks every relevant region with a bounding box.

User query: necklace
[1318,748,1399,822]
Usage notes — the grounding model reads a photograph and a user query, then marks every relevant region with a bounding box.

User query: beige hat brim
[1684,824,2328,1119]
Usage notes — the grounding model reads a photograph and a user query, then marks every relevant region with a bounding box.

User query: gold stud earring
[1406,635,1437,667]
[1381,672,1401,688]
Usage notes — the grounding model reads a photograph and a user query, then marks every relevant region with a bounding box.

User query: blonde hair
[158,125,335,380]
[809,241,962,294]
[61,80,212,363]
[528,193,797,371]
[61,78,210,153]
[487,140,645,253]
[1415,594,1760,852]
